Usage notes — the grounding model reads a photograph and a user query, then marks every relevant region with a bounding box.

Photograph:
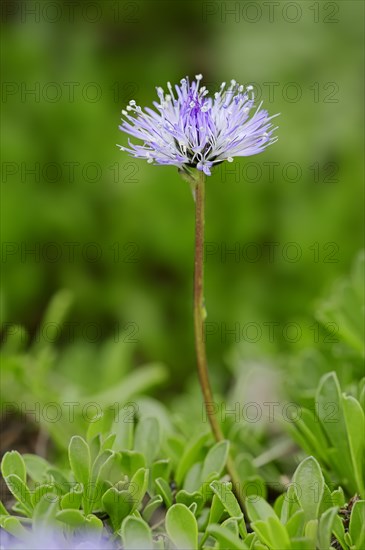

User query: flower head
[118,75,278,176]
[0,529,117,550]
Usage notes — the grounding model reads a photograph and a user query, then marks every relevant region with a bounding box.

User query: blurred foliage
[1,383,364,548]
[1,0,364,391]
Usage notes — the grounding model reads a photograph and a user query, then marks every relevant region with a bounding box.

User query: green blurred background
[1,0,364,398]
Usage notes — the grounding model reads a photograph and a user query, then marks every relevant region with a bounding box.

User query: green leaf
[84,513,103,533]
[121,516,153,550]
[316,373,355,492]
[252,516,291,550]
[289,537,315,550]
[60,484,83,510]
[318,506,338,549]
[1,451,26,483]
[208,492,225,526]
[319,483,333,516]
[288,409,329,465]
[0,501,9,515]
[120,450,146,478]
[267,516,291,549]
[0,515,29,541]
[58,509,102,533]
[87,450,115,508]
[184,462,203,493]
[286,509,305,538]
[331,487,346,508]
[281,483,302,525]
[56,509,87,527]
[4,474,33,515]
[349,500,365,549]
[31,483,59,507]
[23,454,50,483]
[101,433,116,452]
[246,496,277,522]
[175,490,204,514]
[292,456,324,522]
[155,477,173,508]
[102,487,133,531]
[342,395,365,497]
[201,440,229,483]
[304,518,318,545]
[332,514,347,550]
[165,503,198,550]
[151,459,171,484]
[86,408,115,443]
[81,362,168,408]
[175,431,210,486]
[210,480,243,520]
[134,417,161,465]
[208,523,249,550]
[33,494,60,533]
[316,252,364,355]
[129,467,149,512]
[32,289,73,354]
[68,436,91,487]
[142,494,163,522]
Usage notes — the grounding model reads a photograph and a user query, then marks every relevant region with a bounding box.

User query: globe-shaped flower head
[118,75,278,176]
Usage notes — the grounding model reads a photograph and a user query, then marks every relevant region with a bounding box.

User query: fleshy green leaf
[201,440,229,483]
[317,506,338,550]
[68,436,91,487]
[210,480,243,520]
[208,523,249,550]
[1,451,26,484]
[349,500,365,549]
[121,516,153,550]
[4,474,33,515]
[102,487,133,530]
[175,431,210,486]
[165,503,198,550]
[134,417,161,465]
[292,456,324,522]
[342,395,365,497]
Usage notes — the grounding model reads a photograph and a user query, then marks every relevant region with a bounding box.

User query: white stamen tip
[227,157,234,163]
[122,110,128,116]
[189,101,195,107]
[195,74,203,80]
[126,106,132,111]
[246,85,254,91]
[129,100,136,105]
[231,79,236,86]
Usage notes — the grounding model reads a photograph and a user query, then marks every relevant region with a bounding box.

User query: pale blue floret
[118,75,279,176]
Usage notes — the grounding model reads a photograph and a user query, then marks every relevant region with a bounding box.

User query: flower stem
[193,170,246,514]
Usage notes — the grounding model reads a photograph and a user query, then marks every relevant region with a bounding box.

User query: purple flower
[0,529,118,550]
[118,75,278,176]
